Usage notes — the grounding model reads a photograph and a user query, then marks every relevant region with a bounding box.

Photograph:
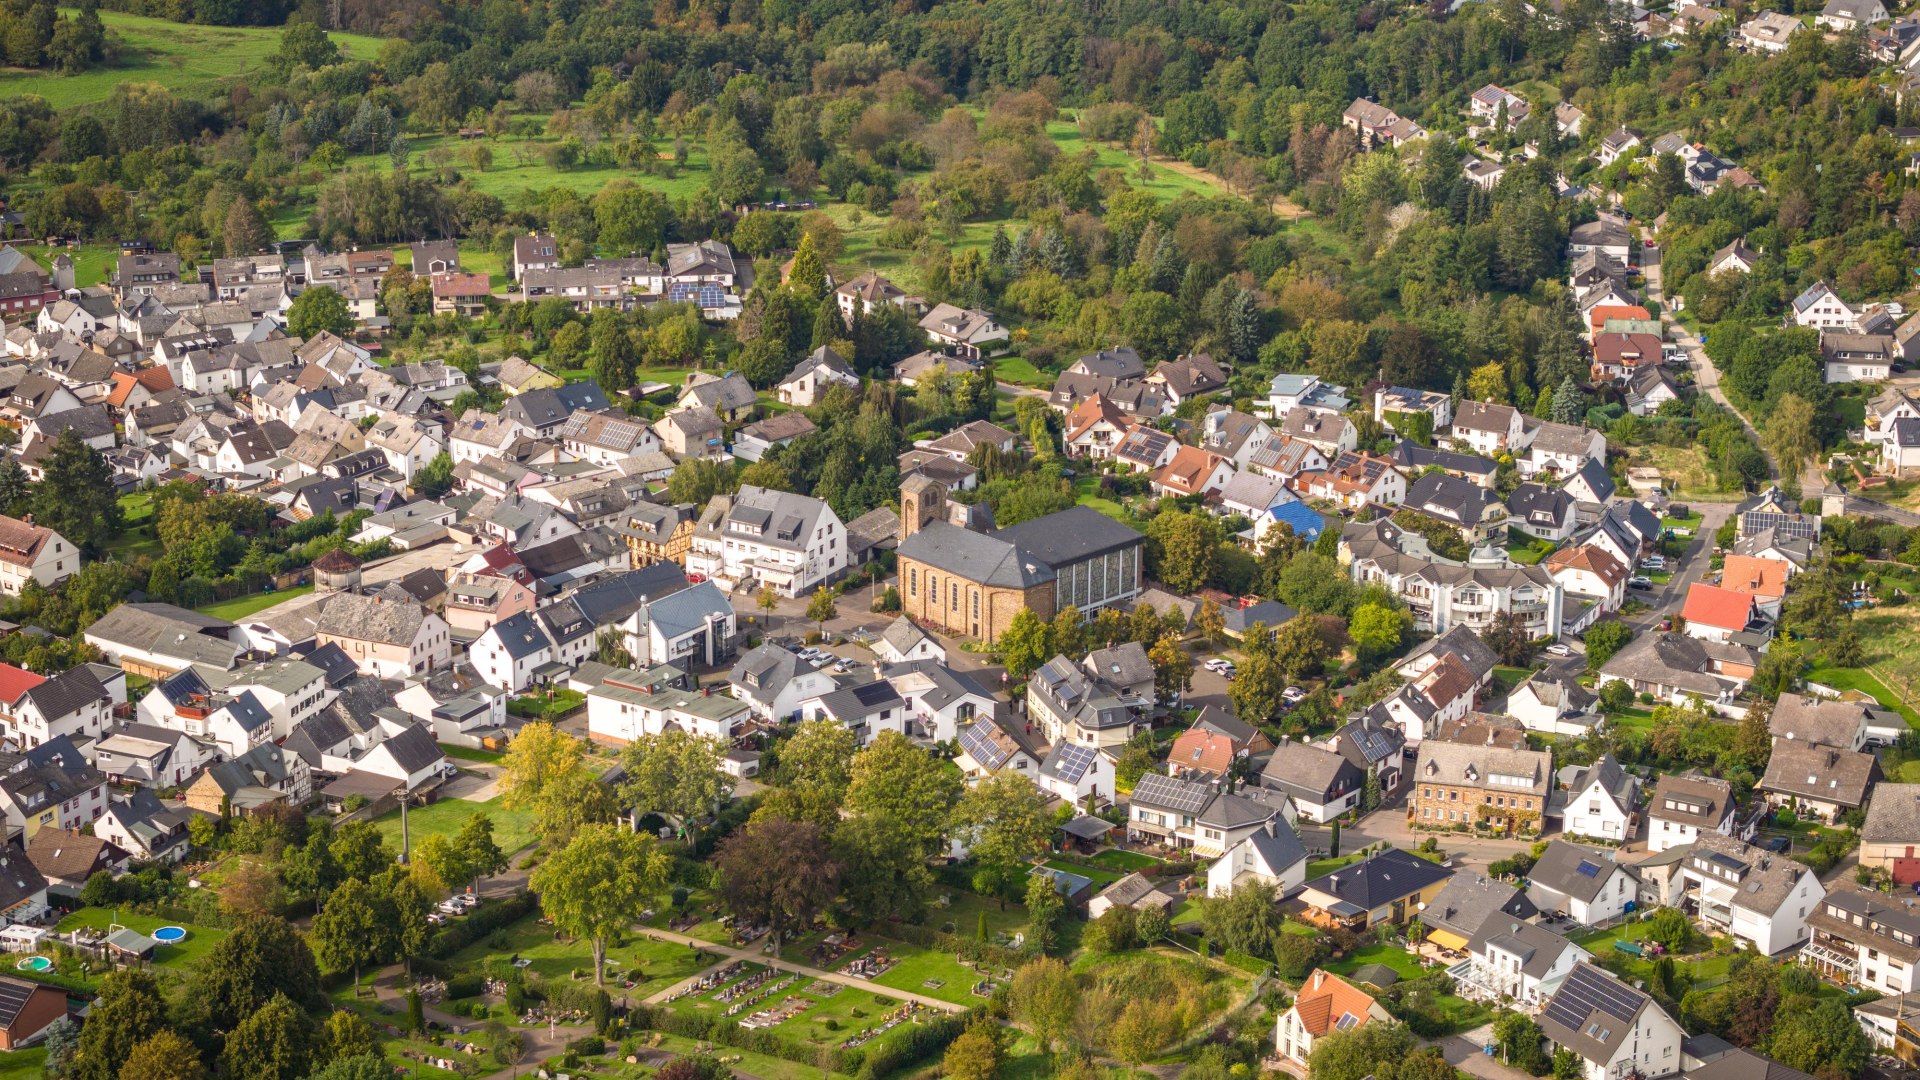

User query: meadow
[0,10,385,110]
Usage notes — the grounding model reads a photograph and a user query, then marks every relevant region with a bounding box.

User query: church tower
[898,474,947,542]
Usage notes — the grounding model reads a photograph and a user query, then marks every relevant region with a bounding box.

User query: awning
[1427,928,1469,951]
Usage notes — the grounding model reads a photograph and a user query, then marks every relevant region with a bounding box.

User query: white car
[1641,556,1667,571]
[1544,643,1572,657]
[1281,686,1306,703]
[1628,576,1653,590]
[1202,658,1236,674]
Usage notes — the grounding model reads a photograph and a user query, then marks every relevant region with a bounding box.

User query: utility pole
[394,785,412,863]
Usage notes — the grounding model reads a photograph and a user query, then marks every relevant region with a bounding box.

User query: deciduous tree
[531,824,672,984]
[714,817,841,955]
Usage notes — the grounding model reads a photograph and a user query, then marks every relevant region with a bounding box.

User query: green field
[1805,664,1920,728]
[198,584,314,622]
[52,907,229,984]
[0,10,386,110]
[1073,476,1132,523]
[1325,942,1430,982]
[0,1048,46,1080]
[993,355,1051,388]
[372,794,536,858]
[448,914,712,995]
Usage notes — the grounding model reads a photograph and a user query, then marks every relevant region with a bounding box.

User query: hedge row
[428,890,540,958]
[883,920,1035,969]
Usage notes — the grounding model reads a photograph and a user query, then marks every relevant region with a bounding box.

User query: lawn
[1326,943,1431,982]
[197,584,314,622]
[1804,664,1920,728]
[0,1048,46,1080]
[1572,922,1733,989]
[1606,705,1658,732]
[1492,665,1534,696]
[663,956,940,1053]
[993,355,1052,388]
[52,907,229,984]
[1088,849,1164,872]
[1073,476,1132,524]
[0,10,386,110]
[371,794,537,857]
[438,743,503,764]
[27,244,118,289]
[448,914,712,996]
[1304,854,1363,880]
[1043,858,1123,889]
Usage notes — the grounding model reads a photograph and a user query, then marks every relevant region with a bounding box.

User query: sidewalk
[633,926,968,1013]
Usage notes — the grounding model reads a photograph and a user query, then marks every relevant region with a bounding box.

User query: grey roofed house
[1260,741,1364,804]
[728,643,822,701]
[1131,771,1216,816]
[1192,704,1264,748]
[105,788,193,858]
[1683,1048,1816,1080]
[1768,692,1869,749]
[1030,655,1146,735]
[1300,847,1453,908]
[500,381,612,432]
[20,666,108,726]
[1217,471,1287,512]
[1095,872,1175,912]
[1528,841,1633,905]
[1653,772,1735,831]
[486,612,551,663]
[1471,918,1582,979]
[644,580,733,642]
[1528,960,1651,1060]
[1569,219,1632,251]
[1202,409,1269,460]
[1327,714,1404,774]
[1130,587,1197,628]
[35,405,115,443]
[1221,600,1297,637]
[882,659,991,714]
[1399,625,1499,683]
[85,602,241,668]
[1199,785,1293,831]
[1415,738,1551,800]
[1568,458,1616,503]
[879,617,934,658]
[1567,752,1635,811]
[1759,744,1880,809]
[1074,347,1147,381]
[1389,440,1497,481]
[737,410,817,445]
[1732,527,1814,567]
[845,505,900,559]
[282,711,355,769]
[812,679,904,729]
[1404,471,1503,527]
[1154,353,1227,398]
[1509,483,1574,530]
[1863,782,1920,845]
[959,711,1046,770]
[376,723,445,777]
[567,563,690,624]
[1597,631,1725,697]
[314,592,429,647]
[1085,641,1154,690]
[1422,874,1539,941]
[678,372,757,414]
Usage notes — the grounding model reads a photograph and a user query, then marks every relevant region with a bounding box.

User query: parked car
[1281,685,1306,703]
[1629,576,1653,590]
[1544,643,1572,657]
[1641,555,1667,570]
[1202,658,1236,674]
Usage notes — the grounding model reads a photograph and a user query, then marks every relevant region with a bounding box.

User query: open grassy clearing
[448,915,712,996]
[1325,942,1430,981]
[48,907,229,989]
[371,794,536,857]
[0,10,384,110]
[197,584,314,622]
[1805,663,1920,728]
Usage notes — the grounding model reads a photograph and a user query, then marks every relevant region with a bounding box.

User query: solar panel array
[1133,772,1213,814]
[1741,511,1818,542]
[1574,859,1602,878]
[958,721,1010,770]
[1543,964,1644,1041]
[1052,744,1098,784]
[666,282,726,309]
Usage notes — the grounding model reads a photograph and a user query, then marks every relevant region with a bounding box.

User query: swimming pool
[14,955,50,972]
[151,926,187,944]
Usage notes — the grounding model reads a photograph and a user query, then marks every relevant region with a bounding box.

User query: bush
[430,890,539,958]
[446,974,486,1000]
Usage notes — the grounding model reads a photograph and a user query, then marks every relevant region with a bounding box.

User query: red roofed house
[1591,331,1665,382]
[1293,450,1407,510]
[1167,728,1238,780]
[1681,582,1764,644]
[0,516,75,597]
[1276,969,1392,1065]
[1719,554,1789,618]
[431,272,493,318]
[1545,543,1629,613]
[1063,394,1135,460]
[1151,445,1235,499]
[105,367,176,414]
[1586,303,1652,338]
[0,665,44,715]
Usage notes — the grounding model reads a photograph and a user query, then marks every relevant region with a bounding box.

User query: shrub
[446,974,485,1000]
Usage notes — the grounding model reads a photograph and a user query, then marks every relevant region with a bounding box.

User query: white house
[586,666,751,744]
[777,347,860,407]
[1647,774,1739,853]
[0,516,77,597]
[1035,742,1113,806]
[874,618,946,665]
[1791,281,1861,331]
[1562,754,1638,843]
[1506,673,1601,738]
[1275,970,1393,1067]
[0,666,110,751]
[1537,964,1685,1080]
[1206,819,1307,898]
[468,611,555,693]
[727,644,837,722]
[1640,832,1822,956]
[1458,921,1590,1009]
[1450,400,1526,456]
[685,486,848,597]
[1526,841,1639,926]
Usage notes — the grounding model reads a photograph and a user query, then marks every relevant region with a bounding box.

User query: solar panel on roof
[958,722,1009,769]
[1054,744,1097,783]
[1543,964,1646,1039]
[1575,860,1601,878]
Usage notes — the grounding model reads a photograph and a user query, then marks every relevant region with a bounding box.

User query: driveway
[1643,244,1778,484]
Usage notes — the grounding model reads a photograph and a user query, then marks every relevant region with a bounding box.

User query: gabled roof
[1680,582,1758,631]
[1301,848,1453,909]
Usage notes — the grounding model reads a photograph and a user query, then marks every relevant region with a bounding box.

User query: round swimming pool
[151,926,187,944]
[15,956,50,972]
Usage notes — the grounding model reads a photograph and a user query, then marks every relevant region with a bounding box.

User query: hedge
[445,974,486,1000]
[884,920,1035,969]
[1222,949,1272,976]
[428,890,539,958]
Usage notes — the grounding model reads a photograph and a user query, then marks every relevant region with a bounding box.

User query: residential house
[1648,773,1740,854]
[1295,848,1454,930]
[1342,98,1428,149]
[776,346,859,408]
[1260,741,1365,823]
[1274,970,1393,1066]
[1457,920,1590,1009]
[509,233,559,280]
[0,974,70,1048]
[684,486,847,597]
[1343,519,1565,640]
[728,643,837,722]
[874,618,945,665]
[1536,963,1684,1080]
[1027,645,1154,750]
[1206,819,1308,897]
[1679,583,1767,645]
[1801,886,1920,993]
[1507,673,1602,738]
[93,721,217,789]
[1373,385,1453,435]
[1597,127,1643,166]
[1151,446,1235,499]
[1546,544,1630,617]
[1527,842,1639,926]
[0,516,76,597]
[918,304,1008,358]
[1822,332,1896,382]
[1294,450,1406,510]
[1639,832,1821,955]
[1710,239,1762,275]
[1450,400,1526,456]
[1563,753,1639,843]
[1597,631,1753,706]
[1086,873,1176,921]
[1819,0,1887,31]
[1739,10,1803,51]
[1146,353,1228,404]
[587,665,751,744]
[1402,471,1508,544]
[93,789,193,863]
[1421,875,1539,953]
[1062,395,1136,460]
[1791,281,1860,330]
[313,593,451,679]
[1410,737,1552,836]
[833,271,910,323]
[1758,743,1880,822]
[183,741,311,816]
[732,412,816,464]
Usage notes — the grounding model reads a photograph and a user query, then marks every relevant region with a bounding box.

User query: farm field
[0,10,385,110]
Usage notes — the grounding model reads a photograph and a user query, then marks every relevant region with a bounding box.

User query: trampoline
[151,926,187,944]
[14,956,50,972]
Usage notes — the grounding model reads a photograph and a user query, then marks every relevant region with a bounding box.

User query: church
[892,475,1146,643]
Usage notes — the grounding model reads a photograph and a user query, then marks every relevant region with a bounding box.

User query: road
[1643,244,1782,484]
